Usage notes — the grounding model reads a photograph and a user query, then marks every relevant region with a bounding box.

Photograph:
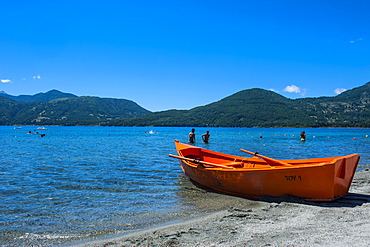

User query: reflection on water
[1,126,369,246]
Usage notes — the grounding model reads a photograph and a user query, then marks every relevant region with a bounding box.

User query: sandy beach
[68,168,370,247]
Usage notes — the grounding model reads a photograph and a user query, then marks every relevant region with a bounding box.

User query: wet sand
[71,169,370,247]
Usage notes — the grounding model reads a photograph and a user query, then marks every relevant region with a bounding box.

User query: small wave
[17,232,78,240]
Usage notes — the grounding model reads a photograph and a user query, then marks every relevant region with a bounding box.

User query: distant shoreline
[7,125,370,129]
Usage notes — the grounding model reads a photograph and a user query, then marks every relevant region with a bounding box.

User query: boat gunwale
[179,158,332,172]
[175,141,359,172]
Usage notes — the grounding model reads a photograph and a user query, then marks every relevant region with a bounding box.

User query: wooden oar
[169,154,234,169]
[239,149,292,167]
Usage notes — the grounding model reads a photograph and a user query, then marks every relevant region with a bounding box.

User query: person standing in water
[300,131,306,141]
[188,128,196,143]
[202,131,210,143]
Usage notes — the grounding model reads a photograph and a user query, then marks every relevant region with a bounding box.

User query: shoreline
[7,125,370,129]
[67,168,370,247]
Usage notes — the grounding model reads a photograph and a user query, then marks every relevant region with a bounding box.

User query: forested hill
[118,88,311,127]
[117,82,370,128]
[0,89,78,102]
[2,82,370,127]
[0,90,151,126]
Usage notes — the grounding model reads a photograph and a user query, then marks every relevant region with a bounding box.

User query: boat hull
[174,141,359,201]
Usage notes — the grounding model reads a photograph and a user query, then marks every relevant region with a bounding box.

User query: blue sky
[1,0,369,111]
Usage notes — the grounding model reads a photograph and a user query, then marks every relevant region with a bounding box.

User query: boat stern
[333,153,360,199]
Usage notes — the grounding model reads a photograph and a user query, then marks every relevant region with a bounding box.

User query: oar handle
[240,149,292,167]
[169,154,234,169]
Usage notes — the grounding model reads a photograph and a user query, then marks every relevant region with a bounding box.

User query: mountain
[0,94,150,126]
[0,89,78,102]
[118,88,313,127]
[2,82,370,127]
[117,82,370,128]
[294,82,370,127]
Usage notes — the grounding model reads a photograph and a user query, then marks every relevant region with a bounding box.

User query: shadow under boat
[187,178,370,208]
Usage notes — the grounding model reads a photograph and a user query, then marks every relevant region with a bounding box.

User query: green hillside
[119,88,313,127]
[0,95,150,126]
[2,82,370,127]
[296,82,370,127]
[0,89,77,102]
[118,82,370,127]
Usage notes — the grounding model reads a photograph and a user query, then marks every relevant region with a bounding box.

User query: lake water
[1,126,369,246]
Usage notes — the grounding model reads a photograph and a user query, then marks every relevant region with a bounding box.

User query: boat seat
[231,162,244,168]
[230,159,246,168]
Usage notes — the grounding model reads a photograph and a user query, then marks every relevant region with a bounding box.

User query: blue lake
[1,126,369,246]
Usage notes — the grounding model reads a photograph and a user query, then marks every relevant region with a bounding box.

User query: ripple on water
[1,126,370,246]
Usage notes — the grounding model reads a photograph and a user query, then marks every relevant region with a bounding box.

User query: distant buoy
[353,137,357,140]
[327,137,331,139]
[366,135,369,138]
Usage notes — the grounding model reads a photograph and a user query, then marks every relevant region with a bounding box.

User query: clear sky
[1,0,369,112]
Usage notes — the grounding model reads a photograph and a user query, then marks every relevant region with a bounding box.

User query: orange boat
[170,140,360,201]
